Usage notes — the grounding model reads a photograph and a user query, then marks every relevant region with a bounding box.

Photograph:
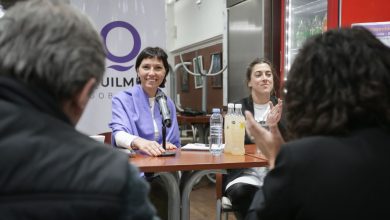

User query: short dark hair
[245,58,279,97]
[285,27,390,139]
[135,47,169,88]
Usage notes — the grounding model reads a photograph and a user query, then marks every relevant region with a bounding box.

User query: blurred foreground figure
[245,27,390,220]
[0,0,158,219]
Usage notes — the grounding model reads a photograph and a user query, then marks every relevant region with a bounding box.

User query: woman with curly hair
[245,27,390,220]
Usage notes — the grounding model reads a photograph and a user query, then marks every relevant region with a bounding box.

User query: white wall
[74,0,166,135]
[166,0,225,51]
[166,0,228,104]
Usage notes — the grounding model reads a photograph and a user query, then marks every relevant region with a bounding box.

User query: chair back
[98,131,112,145]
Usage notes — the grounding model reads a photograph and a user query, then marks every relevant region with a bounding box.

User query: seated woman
[223,58,285,220]
[109,46,180,220]
[109,46,180,155]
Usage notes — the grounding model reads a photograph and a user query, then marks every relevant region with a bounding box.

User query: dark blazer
[246,127,390,220]
[0,76,157,220]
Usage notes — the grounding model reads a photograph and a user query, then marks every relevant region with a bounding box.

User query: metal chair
[215,173,235,220]
[216,196,235,220]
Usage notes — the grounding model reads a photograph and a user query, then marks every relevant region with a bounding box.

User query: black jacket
[246,127,390,220]
[0,76,157,220]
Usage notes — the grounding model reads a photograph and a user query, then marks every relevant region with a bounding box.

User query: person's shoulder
[285,135,339,149]
[285,127,390,151]
[162,91,174,102]
[112,87,135,100]
[51,131,130,186]
[281,135,343,161]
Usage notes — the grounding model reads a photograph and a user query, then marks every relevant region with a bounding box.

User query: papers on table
[181,143,225,151]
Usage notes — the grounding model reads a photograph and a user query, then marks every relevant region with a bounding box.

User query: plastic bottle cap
[234,103,242,108]
[227,103,234,108]
[212,108,220,113]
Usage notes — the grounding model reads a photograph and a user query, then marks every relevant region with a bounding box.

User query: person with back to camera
[245,27,390,220]
[109,46,180,156]
[223,58,285,219]
[109,46,180,220]
[0,0,158,219]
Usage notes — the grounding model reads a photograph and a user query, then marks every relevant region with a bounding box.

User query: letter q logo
[101,21,141,71]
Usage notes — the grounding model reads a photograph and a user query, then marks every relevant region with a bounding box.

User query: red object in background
[327,0,338,29]
[341,0,390,27]
[280,0,390,92]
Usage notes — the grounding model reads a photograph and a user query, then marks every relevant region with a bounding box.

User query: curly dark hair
[245,58,280,97]
[135,46,169,88]
[285,27,390,139]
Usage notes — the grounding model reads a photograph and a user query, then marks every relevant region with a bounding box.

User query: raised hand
[267,99,283,127]
[245,110,284,169]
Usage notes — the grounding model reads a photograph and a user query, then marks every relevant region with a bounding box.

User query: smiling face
[137,57,166,97]
[248,62,274,96]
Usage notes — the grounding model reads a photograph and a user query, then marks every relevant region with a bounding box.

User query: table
[130,145,268,220]
[177,114,210,143]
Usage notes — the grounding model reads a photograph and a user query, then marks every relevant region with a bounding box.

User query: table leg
[157,172,181,220]
[181,169,227,220]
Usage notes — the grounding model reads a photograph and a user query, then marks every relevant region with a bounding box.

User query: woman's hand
[267,99,283,127]
[245,110,284,169]
[132,138,165,156]
[165,142,178,150]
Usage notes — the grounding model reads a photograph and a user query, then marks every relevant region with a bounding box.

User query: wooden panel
[99,131,112,145]
[174,44,223,114]
[177,115,210,124]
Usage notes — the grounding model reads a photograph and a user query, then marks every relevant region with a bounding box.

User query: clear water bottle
[209,108,223,156]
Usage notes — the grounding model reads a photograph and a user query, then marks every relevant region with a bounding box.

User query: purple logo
[101,21,141,71]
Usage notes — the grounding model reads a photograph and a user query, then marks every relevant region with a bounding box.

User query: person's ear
[63,78,96,125]
[76,78,96,111]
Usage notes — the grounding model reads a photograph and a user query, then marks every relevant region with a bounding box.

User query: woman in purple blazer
[109,47,180,157]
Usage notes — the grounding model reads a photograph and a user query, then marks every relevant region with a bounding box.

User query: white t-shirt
[254,102,270,123]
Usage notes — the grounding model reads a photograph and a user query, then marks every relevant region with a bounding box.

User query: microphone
[156,90,172,127]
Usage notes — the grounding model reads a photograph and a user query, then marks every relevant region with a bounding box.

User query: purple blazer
[109,84,180,147]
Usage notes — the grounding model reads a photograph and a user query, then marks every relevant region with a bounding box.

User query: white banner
[71,0,166,135]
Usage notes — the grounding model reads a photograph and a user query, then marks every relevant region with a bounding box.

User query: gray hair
[0,0,105,102]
